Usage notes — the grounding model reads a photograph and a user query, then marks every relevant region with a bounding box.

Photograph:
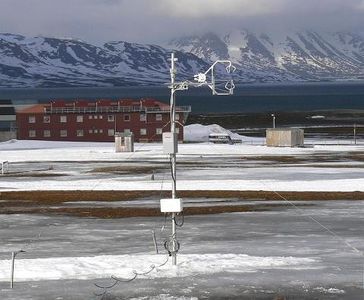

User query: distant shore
[187,110,364,138]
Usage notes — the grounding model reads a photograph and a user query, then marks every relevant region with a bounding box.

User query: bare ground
[0,190,363,218]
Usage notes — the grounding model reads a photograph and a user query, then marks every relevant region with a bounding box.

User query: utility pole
[271,114,276,129]
[160,53,235,266]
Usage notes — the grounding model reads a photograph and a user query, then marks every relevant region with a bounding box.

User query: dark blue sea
[1,82,364,114]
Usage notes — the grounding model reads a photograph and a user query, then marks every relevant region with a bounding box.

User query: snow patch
[314,287,345,294]
[0,253,318,282]
[184,123,254,142]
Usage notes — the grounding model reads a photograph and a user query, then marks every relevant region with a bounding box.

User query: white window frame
[43,115,50,123]
[176,127,180,134]
[43,130,51,137]
[77,115,83,123]
[76,129,84,137]
[175,114,180,121]
[28,116,36,123]
[60,130,67,137]
[60,115,67,123]
[29,130,36,137]
[108,129,115,136]
[140,114,146,122]
[124,129,131,135]
[108,115,115,122]
[124,114,130,122]
[156,114,162,121]
[140,128,147,136]
[156,128,162,135]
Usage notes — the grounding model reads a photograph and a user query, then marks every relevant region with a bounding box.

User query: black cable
[169,155,176,183]
[164,239,180,255]
[94,255,169,298]
[174,212,184,227]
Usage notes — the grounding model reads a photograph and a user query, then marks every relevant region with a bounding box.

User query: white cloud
[154,0,281,18]
[0,0,364,43]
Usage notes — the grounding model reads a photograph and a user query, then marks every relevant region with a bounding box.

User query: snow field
[0,253,318,282]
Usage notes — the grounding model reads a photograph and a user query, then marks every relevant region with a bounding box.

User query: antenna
[161,53,236,266]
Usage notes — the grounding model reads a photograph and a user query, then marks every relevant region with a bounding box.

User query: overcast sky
[1,0,364,44]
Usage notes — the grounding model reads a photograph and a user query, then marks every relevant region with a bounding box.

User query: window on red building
[29,130,36,137]
[76,129,84,137]
[43,130,50,137]
[60,116,67,123]
[60,130,67,137]
[156,114,162,121]
[156,128,162,135]
[28,116,36,123]
[77,115,83,123]
[176,114,180,121]
[43,116,50,123]
[124,114,130,121]
[140,128,147,135]
[140,114,146,122]
[108,129,114,136]
[108,115,115,122]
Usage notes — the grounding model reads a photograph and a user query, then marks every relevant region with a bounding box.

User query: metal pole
[170,53,177,266]
[272,114,276,129]
[10,250,24,288]
[10,252,15,288]
[354,124,357,145]
[152,230,159,254]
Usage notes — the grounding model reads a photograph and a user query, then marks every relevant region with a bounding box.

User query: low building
[0,100,16,142]
[266,128,304,147]
[16,98,191,142]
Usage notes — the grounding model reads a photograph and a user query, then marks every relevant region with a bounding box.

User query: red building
[16,98,191,142]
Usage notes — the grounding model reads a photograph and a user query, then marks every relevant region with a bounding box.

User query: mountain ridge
[1,30,364,88]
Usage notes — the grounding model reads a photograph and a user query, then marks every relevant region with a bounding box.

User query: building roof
[17,104,46,114]
[17,98,172,114]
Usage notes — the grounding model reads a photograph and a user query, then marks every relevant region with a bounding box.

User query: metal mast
[170,52,178,265]
[161,53,235,266]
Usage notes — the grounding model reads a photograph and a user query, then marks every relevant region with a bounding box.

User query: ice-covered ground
[1,126,364,299]
[0,201,363,299]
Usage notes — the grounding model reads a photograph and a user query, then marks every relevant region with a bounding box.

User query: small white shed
[266,128,304,147]
[115,132,134,152]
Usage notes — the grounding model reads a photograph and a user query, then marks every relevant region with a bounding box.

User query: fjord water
[2,82,364,113]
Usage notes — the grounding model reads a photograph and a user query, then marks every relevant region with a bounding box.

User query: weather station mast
[160,53,236,266]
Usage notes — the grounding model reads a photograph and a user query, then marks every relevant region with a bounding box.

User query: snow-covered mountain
[0,33,208,87]
[168,30,364,82]
[1,30,364,87]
